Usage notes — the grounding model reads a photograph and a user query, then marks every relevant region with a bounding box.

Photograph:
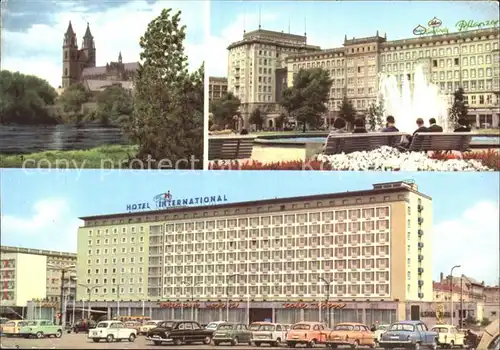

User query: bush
[209,160,331,170]
[431,150,500,170]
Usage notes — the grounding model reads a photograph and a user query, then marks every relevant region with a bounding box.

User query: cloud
[207,12,278,77]
[1,198,81,253]
[433,201,499,285]
[2,0,206,87]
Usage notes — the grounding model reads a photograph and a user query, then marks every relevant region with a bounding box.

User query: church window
[64,68,68,76]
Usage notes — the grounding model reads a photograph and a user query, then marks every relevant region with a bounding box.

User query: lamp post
[450,265,461,326]
[226,274,239,322]
[183,280,201,321]
[78,284,101,320]
[319,277,333,328]
[48,264,76,326]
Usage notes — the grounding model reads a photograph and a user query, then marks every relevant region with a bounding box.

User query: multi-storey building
[0,246,77,310]
[0,251,47,312]
[226,29,320,126]
[76,180,435,324]
[209,77,228,101]
[484,285,500,321]
[286,27,500,127]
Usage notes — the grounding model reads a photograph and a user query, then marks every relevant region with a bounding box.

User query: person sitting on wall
[323,117,348,152]
[381,115,399,132]
[353,117,368,133]
[427,118,443,132]
[454,118,472,132]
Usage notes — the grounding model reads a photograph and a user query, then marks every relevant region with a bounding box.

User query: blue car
[379,320,438,349]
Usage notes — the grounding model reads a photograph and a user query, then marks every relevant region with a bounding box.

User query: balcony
[418,217,424,224]
[418,280,424,287]
[418,229,424,236]
[418,255,424,262]
[418,242,424,249]
[418,204,424,212]
[418,267,424,274]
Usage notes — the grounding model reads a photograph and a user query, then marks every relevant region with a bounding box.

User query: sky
[1,169,499,285]
[1,0,207,88]
[208,0,500,76]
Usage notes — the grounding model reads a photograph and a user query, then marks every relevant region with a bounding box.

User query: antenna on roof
[258,5,261,30]
[243,13,246,34]
[288,18,291,34]
[304,17,307,44]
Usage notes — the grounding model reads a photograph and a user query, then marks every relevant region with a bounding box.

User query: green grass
[0,145,138,168]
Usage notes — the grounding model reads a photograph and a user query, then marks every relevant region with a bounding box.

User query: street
[0,334,382,349]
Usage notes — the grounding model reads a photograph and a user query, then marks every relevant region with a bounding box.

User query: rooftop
[0,245,77,258]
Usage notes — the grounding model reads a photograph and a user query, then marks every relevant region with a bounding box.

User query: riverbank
[0,145,138,168]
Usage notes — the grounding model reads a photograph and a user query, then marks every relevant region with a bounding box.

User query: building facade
[76,180,433,324]
[0,252,47,309]
[209,77,228,101]
[286,27,499,127]
[226,29,320,125]
[62,21,138,92]
[0,246,77,311]
[484,285,500,321]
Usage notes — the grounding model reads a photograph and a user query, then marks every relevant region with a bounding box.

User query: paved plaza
[0,333,382,349]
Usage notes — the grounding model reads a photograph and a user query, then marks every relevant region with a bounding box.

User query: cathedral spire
[63,21,76,47]
[83,22,92,38]
[65,21,74,35]
[118,51,122,63]
[82,22,95,49]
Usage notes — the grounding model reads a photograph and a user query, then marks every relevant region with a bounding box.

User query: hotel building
[209,77,228,101]
[226,29,320,124]
[75,180,439,325]
[0,246,77,317]
[226,27,499,128]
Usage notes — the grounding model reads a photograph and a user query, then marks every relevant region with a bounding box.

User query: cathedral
[61,22,138,92]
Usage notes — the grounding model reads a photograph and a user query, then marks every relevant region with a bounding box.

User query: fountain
[378,64,451,134]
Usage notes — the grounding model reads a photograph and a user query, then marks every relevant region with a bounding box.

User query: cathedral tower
[62,21,78,88]
[82,22,96,68]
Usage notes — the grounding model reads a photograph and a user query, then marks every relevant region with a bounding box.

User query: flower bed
[317,146,495,171]
[209,147,498,171]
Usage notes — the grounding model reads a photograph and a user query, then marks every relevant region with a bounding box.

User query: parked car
[251,322,288,347]
[373,324,390,346]
[286,322,328,348]
[124,321,142,333]
[205,321,225,331]
[212,322,252,346]
[146,320,214,346]
[325,322,376,348]
[379,320,438,349]
[0,317,9,333]
[19,320,63,339]
[138,320,163,335]
[431,325,465,348]
[2,320,27,337]
[87,320,137,343]
[72,320,96,333]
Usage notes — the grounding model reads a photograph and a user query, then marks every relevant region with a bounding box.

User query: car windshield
[390,324,415,332]
[206,323,220,330]
[292,324,311,330]
[378,325,388,331]
[258,325,275,331]
[432,327,449,333]
[96,322,109,328]
[218,324,234,330]
[145,321,157,326]
[27,321,38,326]
[249,324,262,331]
[160,321,175,328]
[334,325,354,331]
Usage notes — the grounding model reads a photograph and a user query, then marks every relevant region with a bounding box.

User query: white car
[251,322,287,347]
[88,320,137,343]
[205,321,226,331]
[373,324,390,345]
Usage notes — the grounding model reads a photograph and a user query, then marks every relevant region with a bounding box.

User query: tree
[94,85,134,125]
[126,9,204,169]
[366,97,385,131]
[449,87,468,128]
[280,68,333,132]
[338,97,357,129]
[0,70,58,124]
[58,83,92,116]
[210,92,241,129]
[249,108,264,130]
[276,113,287,130]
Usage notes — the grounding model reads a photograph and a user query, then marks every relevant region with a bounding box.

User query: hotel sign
[283,302,346,309]
[158,302,239,309]
[126,191,229,212]
[413,17,500,36]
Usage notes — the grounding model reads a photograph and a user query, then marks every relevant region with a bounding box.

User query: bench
[323,132,410,155]
[408,132,473,152]
[208,136,256,161]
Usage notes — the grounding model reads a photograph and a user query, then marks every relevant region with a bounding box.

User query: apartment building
[209,77,228,101]
[0,251,47,309]
[484,285,500,321]
[0,246,77,309]
[286,27,500,127]
[227,29,320,125]
[76,180,433,324]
